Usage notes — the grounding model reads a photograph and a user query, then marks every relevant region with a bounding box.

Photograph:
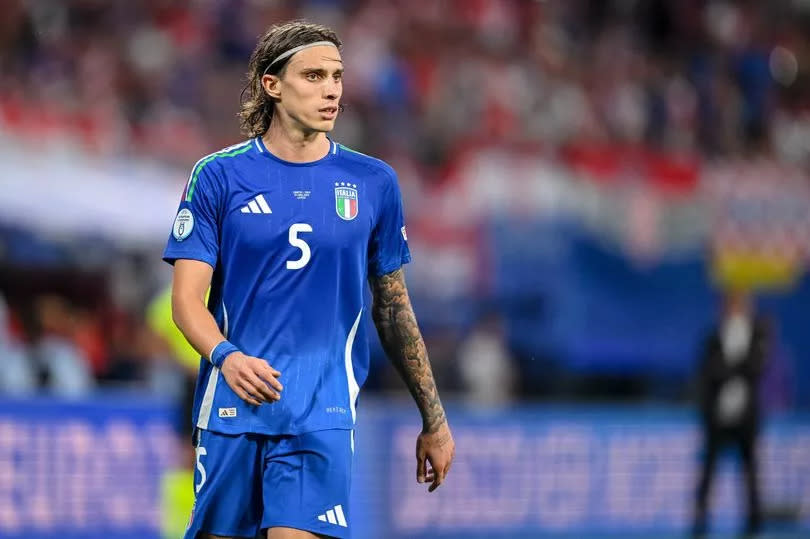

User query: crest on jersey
[334,182,358,221]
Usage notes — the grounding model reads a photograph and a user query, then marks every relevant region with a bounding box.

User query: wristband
[210,340,240,369]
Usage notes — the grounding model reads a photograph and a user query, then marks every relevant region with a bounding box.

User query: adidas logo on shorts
[316,504,347,527]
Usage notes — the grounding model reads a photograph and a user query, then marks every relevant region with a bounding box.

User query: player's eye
[305,72,321,81]
[333,73,342,82]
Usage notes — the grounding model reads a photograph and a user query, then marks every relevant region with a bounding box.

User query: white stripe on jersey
[197,301,229,430]
[197,367,219,430]
[344,309,362,431]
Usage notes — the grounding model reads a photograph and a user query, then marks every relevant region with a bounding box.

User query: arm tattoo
[370,268,446,433]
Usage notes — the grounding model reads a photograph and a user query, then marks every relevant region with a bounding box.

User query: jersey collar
[254,136,338,167]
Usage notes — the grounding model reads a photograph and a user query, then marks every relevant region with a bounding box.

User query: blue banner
[0,395,808,538]
[352,404,810,538]
[0,394,179,539]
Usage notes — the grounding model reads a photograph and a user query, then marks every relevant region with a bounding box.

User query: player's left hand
[416,419,455,492]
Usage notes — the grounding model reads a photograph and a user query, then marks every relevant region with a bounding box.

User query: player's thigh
[261,429,353,538]
[186,429,264,539]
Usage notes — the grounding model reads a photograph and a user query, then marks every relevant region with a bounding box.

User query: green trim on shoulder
[338,143,373,159]
[185,143,252,202]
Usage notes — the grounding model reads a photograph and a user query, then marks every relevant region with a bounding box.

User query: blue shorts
[184,428,353,539]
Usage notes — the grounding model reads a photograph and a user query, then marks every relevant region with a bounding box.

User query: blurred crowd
[1,0,809,171]
[0,274,518,405]
[1,0,809,406]
[0,286,189,400]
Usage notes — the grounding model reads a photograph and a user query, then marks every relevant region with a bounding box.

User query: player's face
[274,45,343,133]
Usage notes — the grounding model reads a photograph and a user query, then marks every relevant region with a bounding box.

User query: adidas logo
[316,504,347,527]
[240,194,272,214]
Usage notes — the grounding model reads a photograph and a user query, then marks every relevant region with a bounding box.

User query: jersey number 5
[287,223,313,270]
[195,446,207,493]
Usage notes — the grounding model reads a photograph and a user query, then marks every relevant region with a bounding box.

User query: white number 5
[286,223,313,270]
[195,446,207,493]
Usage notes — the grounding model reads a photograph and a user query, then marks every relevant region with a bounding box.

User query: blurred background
[1,0,809,538]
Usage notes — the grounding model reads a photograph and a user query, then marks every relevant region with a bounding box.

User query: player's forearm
[171,291,227,364]
[370,269,446,433]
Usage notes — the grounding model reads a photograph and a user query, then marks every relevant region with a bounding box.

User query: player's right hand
[220,351,283,406]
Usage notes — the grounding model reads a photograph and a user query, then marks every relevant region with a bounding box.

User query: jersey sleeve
[162,164,221,268]
[368,168,412,276]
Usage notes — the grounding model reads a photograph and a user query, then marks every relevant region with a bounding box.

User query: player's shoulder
[335,143,397,184]
[183,139,258,200]
[190,139,258,176]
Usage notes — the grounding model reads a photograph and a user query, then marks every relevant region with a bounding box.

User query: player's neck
[262,117,331,163]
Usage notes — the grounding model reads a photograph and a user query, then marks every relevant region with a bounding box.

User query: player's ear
[261,74,281,100]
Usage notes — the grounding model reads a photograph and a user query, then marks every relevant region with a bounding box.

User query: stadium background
[0,0,809,537]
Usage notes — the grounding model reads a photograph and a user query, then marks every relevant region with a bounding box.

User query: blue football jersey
[163,137,411,435]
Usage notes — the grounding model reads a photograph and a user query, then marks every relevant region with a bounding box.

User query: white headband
[262,41,338,76]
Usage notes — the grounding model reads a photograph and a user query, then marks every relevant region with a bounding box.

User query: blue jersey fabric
[163,137,410,435]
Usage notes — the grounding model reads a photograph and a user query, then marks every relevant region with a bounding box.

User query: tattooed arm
[370,268,455,491]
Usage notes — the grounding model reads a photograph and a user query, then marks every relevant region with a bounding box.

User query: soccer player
[163,21,455,539]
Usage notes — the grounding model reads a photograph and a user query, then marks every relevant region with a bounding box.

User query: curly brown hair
[239,21,342,138]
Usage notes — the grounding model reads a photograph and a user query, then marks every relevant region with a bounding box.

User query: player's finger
[261,369,284,393]
[254,362,283,391]
[250,357,282,380]
[241,391,263,406]
[245,371,278,402]
[427,456,445,492]
[237,379,267,404]
[253,379,279,402]
[428,467,446,492]
[416,451,427,484]
[235,386,262,407]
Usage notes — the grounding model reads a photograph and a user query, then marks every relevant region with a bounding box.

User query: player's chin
[312,109,338,128]
[310,118,337,133]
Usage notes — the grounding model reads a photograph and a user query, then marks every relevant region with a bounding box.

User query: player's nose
[324,80,340,100]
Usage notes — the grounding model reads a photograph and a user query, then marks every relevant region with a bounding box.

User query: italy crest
[334,182,358,220]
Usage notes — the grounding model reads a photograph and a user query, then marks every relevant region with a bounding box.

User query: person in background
[456,310,515,406]
[146,284,200,539]
[0,292,36,394]
[693,290,767,538]
[32,295,94,396]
